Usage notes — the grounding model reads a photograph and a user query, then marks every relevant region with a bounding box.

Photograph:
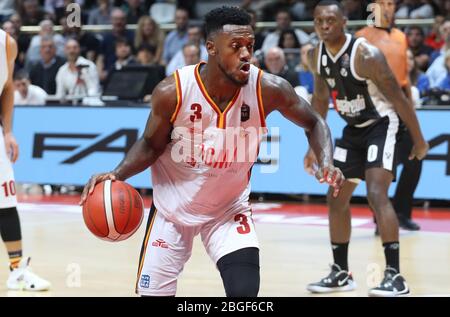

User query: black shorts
[333,115,401,181]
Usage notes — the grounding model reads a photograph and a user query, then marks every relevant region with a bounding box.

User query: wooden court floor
[0,196,449,297]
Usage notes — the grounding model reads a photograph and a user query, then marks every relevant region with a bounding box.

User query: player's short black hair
[204,6,251,38]
[13,69,29,81]
[315,0,344,13]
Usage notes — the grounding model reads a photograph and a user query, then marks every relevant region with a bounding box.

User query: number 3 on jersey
[234,214,251,234]
[190,103,202,122]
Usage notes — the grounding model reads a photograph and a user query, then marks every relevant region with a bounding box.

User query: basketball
[82,180,144,242]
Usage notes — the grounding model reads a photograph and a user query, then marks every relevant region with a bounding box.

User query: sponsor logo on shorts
[152,239,169,249]
[140,275,150,288]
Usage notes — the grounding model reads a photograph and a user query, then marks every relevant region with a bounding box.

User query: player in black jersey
[303,0,429,297]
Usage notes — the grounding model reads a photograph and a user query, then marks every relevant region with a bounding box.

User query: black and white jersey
[317,34,395,127]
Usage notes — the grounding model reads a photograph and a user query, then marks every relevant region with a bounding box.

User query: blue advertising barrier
[12,106,450,200]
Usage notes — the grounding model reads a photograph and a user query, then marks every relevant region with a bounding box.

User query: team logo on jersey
[325,67,330,75]
[140,275,150,288]
[340,68,348,77]
[241,103,250,122]
[322,55,328,67]
[152,238,169,248]
[341,53,350,69]
[326,78,336,88]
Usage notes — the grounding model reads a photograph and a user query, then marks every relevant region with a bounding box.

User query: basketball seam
[110,181,123,241]
[122,184,133,233]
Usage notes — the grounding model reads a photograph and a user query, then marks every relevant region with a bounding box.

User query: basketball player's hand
[409,141,429,161]
[316,165,345,198]
[79,172,117,205]
[3,132,19,163]
[303,149,318,175]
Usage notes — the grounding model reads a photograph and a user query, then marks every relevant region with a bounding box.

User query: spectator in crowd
[26,20,65,67]
[246,9,266,52]
[278,28,301,71]
[429,19,450,64]
[88,0,112,25]
[7,14,31,70]
[44,0,85,23]
[396,0,436,19]
[342,0,369,20]
[109,37,138,72]
[261,8,310,53]
[2,21,25,70]
[264,46,299,87]
[407,48,430,101]
[0,0,15,23]
[20,0,47,26]
[122,0,146,24]
[56,39,100,101]
[165,24,207,76]
[407,26,435,71]
[29,35,65,95]
[60,15,101,62]
[136,44,158,66]
[162,7,189,64]
[427,23,450,87]
[296,42,314,95]
[13,70,48,105]
[98,8,135,81]
[436,50,450,90]
[425,15,446,50]
[134,16,164,64]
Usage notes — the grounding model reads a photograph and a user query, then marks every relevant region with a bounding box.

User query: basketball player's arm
[261,72,344,196]
[303,47,332,175]
[355,43,429,160]
[80,76,176,204]
[0,35,19,163]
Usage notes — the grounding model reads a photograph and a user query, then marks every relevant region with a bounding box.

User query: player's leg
[393,129,421,230]
[364,115,410,296]
[306,181,358,293]
[0,131,50,291]
[135,203,197,297]
[201,209,259,297]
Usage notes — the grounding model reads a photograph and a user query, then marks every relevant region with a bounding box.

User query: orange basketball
[82,180,144,242]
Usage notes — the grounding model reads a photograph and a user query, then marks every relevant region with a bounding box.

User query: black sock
[331,242,349,271]
[383,241,400,273]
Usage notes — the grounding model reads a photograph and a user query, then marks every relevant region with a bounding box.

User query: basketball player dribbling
[303,0,429,296]
[0,29,50,291]
[80,6,344,297]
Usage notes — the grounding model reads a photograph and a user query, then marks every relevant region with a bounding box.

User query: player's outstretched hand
[79,172,117,205]
[315,165,345,198]
[409,140,429,161]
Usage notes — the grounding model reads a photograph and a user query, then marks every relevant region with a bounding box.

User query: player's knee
[0,207,22,242]
[217,247,260,297]
[327,192,348,212]
[366,187,389,211]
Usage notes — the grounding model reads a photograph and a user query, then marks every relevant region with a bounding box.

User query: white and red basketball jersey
[151,62,267,226]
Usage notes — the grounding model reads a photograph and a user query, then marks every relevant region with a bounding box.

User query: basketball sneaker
[307,264,356,293]
[368,267,410,297]
[7,257,51,291]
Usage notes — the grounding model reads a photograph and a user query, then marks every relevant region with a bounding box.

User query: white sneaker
[7,257,51,291]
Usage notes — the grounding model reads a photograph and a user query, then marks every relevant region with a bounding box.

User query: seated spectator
[166,42,200,76]
[296,42,314,95]
[0,0,15,23]
[264,46,299,87]
[29,35,65,94]
[13,70,48,105]
[407,26,435,71]
[109,37,138,72]
[165,25,208,76]
[162,7,189,64]
[56,39,100,101]
[342,0,369,20]
[278,28,301,71]
[60,15,101,62]
[436,50,450,90]
[407,48,430,98]
[136,44,158,65]
[395,0,435,19]
[261,9,310,53]
[426,49,448,87]
[425,15,446,50]
[98,7,135,81]
[429,20,450,65]
[20,0,47,26]
[88,0,112,25]
[122,0,146,24]
[26,20,65,67]
[246,9,266,52]
[134,16,165,64]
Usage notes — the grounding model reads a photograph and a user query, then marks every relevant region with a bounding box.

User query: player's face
[313,5,346,42]
[209,25,255,86]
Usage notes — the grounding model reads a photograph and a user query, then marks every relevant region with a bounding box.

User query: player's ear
[206,40,216,56]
